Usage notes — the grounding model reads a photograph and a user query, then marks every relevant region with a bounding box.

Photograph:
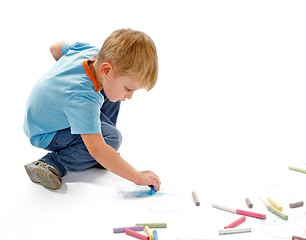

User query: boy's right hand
[135,170,160,192]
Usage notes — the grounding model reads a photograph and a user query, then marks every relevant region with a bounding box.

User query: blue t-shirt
[24,42,104,148]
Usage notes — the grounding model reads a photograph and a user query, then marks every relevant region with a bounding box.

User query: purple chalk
[113,226,144,233]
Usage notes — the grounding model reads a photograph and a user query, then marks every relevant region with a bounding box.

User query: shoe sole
[24,164,61,190]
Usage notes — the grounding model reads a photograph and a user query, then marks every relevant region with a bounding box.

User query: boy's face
[102,70,143,103]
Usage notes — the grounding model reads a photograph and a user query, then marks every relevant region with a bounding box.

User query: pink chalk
[236,209,266,219]
[125,228,149,240]
[224,216,246,229]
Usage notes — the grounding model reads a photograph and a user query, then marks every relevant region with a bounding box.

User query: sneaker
[24,160,62,190]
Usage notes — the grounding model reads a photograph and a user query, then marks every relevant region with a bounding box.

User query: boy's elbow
[81,133,109,161]
[88,147,102,160]
[87,142,108,160]
[50,41,64,61]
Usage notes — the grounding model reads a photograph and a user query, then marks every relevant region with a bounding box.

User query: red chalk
[236,209,266,219]
[125,228,149,240]
[224,216,246,229]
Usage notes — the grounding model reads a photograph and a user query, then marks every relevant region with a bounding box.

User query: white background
[0,1,306,239]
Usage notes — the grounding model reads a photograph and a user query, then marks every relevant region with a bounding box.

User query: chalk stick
[212,203,266,219]
[267,197,283,211]
[288,166,306,174]
[236,209,266,220]
[267,205,288,220]
[113,226,144,233]
[290,201,304,208]
[258,195,270,207]
[148,185,156,195]
[144,226,154,240]
[224,216,246,229]
[136,223,167,228]
[153,230,158,240]
[219,227,251,235]
[125,228,149,240]
[212,203,236,213]
[192,191,200,206]
[245,198,253,208]
[148,188,156,195]
[292,236,306,240]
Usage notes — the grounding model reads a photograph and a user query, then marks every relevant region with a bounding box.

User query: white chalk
[212,203,236,213]
[219,227,252,235]
[258,195,270,207]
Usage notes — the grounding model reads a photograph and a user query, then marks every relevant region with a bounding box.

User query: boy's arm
[81,133,160,191]
[50,41,65,61]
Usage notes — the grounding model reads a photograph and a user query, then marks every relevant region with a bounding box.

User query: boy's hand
[135,170,160,192]
[81,134,160,190]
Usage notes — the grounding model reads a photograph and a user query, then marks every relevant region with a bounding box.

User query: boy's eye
[125,87,132,91]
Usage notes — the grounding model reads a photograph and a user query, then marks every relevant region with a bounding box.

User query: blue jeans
[41,90,122,177]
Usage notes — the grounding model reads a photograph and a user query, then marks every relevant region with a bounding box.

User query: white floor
[1,1,306,239]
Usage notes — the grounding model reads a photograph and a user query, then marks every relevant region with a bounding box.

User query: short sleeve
[64,94,103,134]
[62,42,77,56]
[62,42,98,56]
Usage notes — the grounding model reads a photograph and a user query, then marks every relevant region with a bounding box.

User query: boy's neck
[89,60,103,90]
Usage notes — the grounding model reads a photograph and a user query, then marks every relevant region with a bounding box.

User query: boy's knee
[105,127,122,151]
[112,129,122,151]
[101,122,122,151]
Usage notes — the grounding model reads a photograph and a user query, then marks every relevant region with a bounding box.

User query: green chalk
[288,166,306,174]
[267,205,288,220]
[136,223,167,228]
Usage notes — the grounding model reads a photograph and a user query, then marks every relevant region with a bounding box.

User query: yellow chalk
[144,226,154,240]
[267,197,283,212]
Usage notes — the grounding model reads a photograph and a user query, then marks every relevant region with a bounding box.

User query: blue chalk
[149,188,156,195]
[148,182,161,195]
[148,185,156,195]
[153,230,158,240]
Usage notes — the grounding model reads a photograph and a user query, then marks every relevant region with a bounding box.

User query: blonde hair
[94,28,158,91]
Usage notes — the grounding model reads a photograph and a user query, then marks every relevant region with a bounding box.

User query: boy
[23,28,160,191]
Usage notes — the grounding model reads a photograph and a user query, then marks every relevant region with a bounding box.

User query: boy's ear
[99,62,113,77]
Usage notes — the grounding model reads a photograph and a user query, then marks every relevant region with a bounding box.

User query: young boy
[23,28,160,191]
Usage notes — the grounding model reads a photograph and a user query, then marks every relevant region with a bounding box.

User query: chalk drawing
[118,183,180,199]
[257,212,287,226]
[289,208,306,219]
[145,201,176,213]
[257,210,306,238]
[261,222,306,239]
